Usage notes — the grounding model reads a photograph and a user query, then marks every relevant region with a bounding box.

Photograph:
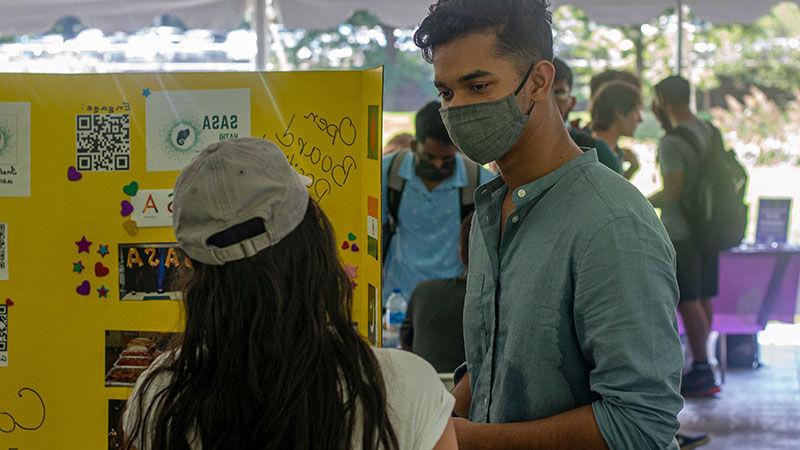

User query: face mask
[416,154,456,181]
[439,65,535,164]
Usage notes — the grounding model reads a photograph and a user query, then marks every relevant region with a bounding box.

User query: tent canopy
[279,0,798,29]
[1,0,794,35]
[0,0,248,34]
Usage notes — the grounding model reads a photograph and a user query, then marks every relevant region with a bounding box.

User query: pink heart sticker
[67,166,82,182]
[121,200,134,217]
[76,280,91,296]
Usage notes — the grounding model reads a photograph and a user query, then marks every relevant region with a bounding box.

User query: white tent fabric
[0,0,249,34]
[277,0,798,29]
[551,0,799,25]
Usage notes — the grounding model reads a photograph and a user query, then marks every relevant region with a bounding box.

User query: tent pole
[255,0,268,71]
[676,0,684,75]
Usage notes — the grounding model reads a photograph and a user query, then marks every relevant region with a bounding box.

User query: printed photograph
[105,330,177,387]
[108,399,126,449]
[117,243,189,301]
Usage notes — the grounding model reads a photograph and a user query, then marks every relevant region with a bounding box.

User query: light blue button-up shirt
[466,150,683,449]
[382,152,494,304]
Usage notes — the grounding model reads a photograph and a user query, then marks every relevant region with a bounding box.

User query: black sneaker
[681,363,721,398]
[677,432,711,449]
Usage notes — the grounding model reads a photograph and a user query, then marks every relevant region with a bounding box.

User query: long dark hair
[124,199,399,449]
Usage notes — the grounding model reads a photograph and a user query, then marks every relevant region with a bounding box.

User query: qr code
[76,114,131,171]
[0,305,7,366]
[0,223,6,271]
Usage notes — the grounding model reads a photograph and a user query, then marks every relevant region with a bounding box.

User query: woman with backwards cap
[122,138,457,449]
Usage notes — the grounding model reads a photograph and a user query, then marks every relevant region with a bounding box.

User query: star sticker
[142,88,151,97]
[73,261,85,273]
[97,285,109,298]
[98,244,110,258]
[76,236,92,254]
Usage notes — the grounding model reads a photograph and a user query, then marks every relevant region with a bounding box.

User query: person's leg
[674,241,719,396]
[700,298,712,330]
[673,240,705,363]
[679,300,709,363]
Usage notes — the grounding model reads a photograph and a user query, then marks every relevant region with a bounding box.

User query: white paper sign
[131,190,174,227]
[0,102,31,197]
[146,89,251,171]
[0,222,7,280]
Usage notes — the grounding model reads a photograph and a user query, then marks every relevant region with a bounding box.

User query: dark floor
[679,344,800,449]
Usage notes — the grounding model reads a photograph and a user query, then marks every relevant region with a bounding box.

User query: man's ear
[529,60,555,103]
[568,96,577,112]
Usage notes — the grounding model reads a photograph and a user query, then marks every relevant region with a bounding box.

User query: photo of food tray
[105,330,177,387]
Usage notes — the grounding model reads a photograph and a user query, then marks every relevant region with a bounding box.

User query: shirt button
[511,215,519,224]
[517,189,527,198]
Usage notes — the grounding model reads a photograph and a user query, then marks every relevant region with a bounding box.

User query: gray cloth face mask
[439,65,535,165]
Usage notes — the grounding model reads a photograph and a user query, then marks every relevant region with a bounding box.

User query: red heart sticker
[4,298,13,307]
[341,241,350,250]
[95,262,110,277]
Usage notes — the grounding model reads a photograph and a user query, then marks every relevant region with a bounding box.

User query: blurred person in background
[590,81,643,180]
[400,212,473,373]
[553,57,623,174]
[649,75,722,398]
[382,101,494,305]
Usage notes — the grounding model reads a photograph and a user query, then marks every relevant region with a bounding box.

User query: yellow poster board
[0,68,383,448]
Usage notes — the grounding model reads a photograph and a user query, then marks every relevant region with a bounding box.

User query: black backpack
[669,122,749,252]
[382,149,481,263]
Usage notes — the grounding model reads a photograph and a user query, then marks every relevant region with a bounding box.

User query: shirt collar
[398,151,469,189]
[476,149,599,208]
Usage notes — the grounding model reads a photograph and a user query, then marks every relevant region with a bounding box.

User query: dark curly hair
[414,0,554,73]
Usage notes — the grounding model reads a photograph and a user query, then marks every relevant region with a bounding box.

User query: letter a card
[146,89,251,172]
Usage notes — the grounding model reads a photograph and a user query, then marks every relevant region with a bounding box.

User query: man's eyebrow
[434,70,496,89]
[458,70,494,84]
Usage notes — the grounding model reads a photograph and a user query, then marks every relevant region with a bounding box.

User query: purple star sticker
[76,236,92,254]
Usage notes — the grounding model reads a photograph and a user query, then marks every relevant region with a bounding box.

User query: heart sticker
[4,298,13,307]
[123,220,139,236]
[67,166,82,182]
[123,181,139,197]
[341,241,350,250]
[351,244,360,253]
[348,233,357,241]
[76,280,91,296]
[121,200,134,217]
[95,262,110,277]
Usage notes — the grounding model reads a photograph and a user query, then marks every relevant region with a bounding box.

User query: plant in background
[712,87,800,166]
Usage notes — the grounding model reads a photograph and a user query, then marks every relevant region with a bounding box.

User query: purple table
[678,245,800,379]
[678,245,800,334]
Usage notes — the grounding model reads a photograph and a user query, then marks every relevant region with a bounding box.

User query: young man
[414,1,684,448]
[649,75,721,397]
[552,57,623,175]
[381,101,494,304]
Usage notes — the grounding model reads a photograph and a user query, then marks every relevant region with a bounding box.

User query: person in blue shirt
[381,101,494,304]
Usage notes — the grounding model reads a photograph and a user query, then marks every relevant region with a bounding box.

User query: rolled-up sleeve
[574,216,684,450]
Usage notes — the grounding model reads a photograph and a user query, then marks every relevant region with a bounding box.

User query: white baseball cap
[172,138,311,265]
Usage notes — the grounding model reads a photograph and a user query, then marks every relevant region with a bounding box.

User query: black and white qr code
[0,223,6,271]
[76,114,131,171]
[0,305,7,365]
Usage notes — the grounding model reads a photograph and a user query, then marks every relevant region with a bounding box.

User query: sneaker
[682,363,721,397]
[677,432,711,449]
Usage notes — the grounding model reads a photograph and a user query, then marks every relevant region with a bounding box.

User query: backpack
[382,149,481,263]
[669,122,749,252]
